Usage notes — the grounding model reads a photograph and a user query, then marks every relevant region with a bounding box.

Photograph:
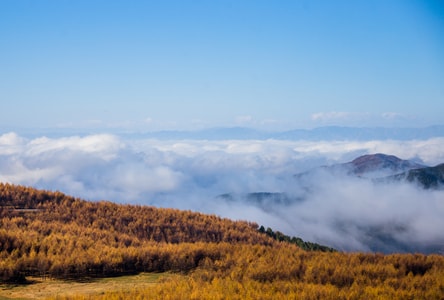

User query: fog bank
[1,132,443,253]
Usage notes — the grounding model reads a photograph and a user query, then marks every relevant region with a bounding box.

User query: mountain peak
[351,153,401,164]
[347,153,424,176]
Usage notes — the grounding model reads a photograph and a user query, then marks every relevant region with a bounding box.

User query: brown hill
[2,183,444,299]
[0,183,273,282]
[347,153,424,176]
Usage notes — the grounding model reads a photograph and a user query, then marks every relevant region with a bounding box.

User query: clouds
[0,132,443,253]
[311,111,417,127]
[281,174,444,252]
[311,111,359,122]
[25,134,123,159]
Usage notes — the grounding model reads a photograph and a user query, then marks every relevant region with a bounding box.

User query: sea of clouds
[1,132,444,253]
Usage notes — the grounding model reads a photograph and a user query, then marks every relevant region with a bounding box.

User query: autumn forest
[1,183,444,299]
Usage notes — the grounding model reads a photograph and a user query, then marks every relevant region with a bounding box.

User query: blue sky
[1,0,443,131]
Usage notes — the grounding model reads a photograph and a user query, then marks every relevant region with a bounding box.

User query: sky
[1,0,443,131]
[1,1,444,252]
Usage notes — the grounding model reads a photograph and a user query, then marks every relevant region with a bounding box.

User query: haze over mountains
[224,153,444,253]
[131,125,444,141]
[322,153,444,189]
[224,153,439,207]
[335,153,425,177]
[296,153,444,187]
[0,128,443,254]
[4,125,444,141]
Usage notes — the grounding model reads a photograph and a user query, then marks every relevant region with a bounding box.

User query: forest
[1,183,444,299]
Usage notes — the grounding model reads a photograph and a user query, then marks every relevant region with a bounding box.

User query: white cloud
[311,111,356,122]
[0,132,443,252]
[235,115,253,124]
[382,112,404,120]
[0,132,25,146]
[310,111,420,127]
[0,132,25,155]
[26,134,123,160]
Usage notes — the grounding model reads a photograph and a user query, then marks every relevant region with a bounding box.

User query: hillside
[0,183,276,281]
[1,183,444,299]
[0,183,335,282]
[0,183,271,245]
[392,163,444,189]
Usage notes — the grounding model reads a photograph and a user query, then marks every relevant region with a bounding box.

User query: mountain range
[8,125,444,140]
[129,125,444,141]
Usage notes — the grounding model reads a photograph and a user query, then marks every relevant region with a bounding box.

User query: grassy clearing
[0,273,165,300]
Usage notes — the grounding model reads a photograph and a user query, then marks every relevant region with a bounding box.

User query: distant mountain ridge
[276,125,444,141]
[7,125,444,140]
[139,125,444,140]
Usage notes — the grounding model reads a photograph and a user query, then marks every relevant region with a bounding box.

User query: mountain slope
[0,183,274,246]
[0,183,272,282]
[390,163,444,189]
[2,186,444,299]
[0,183,334,282]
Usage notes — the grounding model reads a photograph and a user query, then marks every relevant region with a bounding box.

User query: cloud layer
[310,111,417,127]
[1,132,443,253]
